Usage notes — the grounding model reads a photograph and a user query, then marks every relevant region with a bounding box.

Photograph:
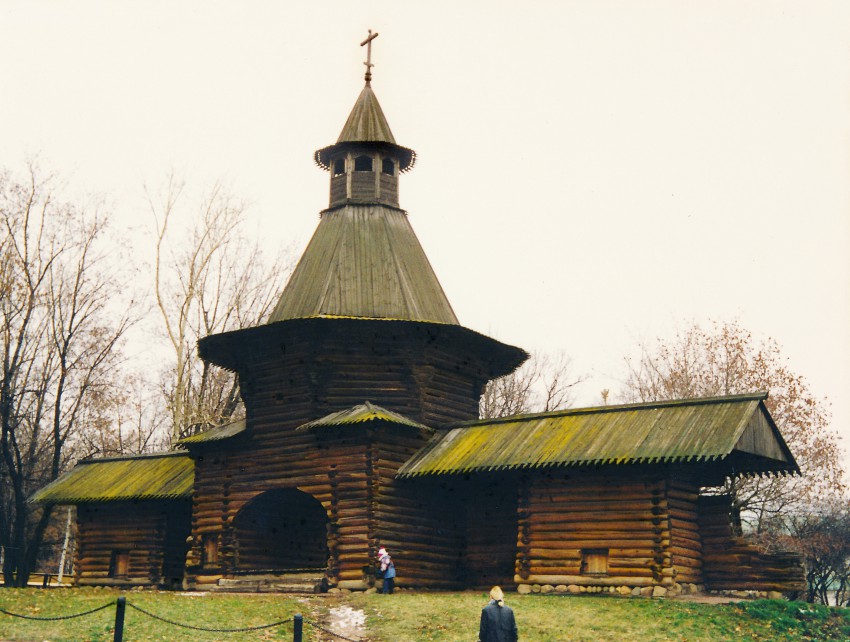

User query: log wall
[371,429,463,589]
[459,475,519,589]
[76,501,189,588]
[516,472,676,588]
[185,424,438,590]
[699,494,804,593]
[236,323,493,431]
[667,477,703,586]
[185,433,372,590]
[186,321,493,590]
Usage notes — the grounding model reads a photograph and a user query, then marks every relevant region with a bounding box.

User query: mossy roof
[297,401,431,432]
[177,418,246,445]
[398,393,798,478]
[266,206,459,325]
[30,452,193,505]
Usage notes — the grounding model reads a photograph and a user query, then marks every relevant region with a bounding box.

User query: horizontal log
[669,518,700,533]
[525,566,655,578]
[667,489,699,503]
[670,555,703,570]
[526,513,664,528]
[525,524,666,537]
[526,499,659,512]
[522,538,668,550]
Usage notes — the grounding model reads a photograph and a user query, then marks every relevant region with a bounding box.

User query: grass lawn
[1,588,849,641]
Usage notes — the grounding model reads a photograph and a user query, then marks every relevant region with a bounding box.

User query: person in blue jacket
[478,586,518,642]
[377,546,395,594]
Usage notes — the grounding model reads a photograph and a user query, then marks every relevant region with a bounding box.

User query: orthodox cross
[361,29,379,83]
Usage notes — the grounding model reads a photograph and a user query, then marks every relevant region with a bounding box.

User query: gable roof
[266,206,459,325]
[297,401,431,432]
[398,393,798,478]
[178,418,246,445]
[30,452,194,505]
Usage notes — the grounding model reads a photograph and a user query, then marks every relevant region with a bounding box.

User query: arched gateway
[232,489,329,573]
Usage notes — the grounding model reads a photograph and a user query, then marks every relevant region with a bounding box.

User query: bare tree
[74,372,168,458]
[0,165,132,586]
[480,351,584,419]
[761,500,850,605]
[621,319,845,533]
[149,174,291,442]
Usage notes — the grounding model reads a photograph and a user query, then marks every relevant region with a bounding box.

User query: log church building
[33,34,803,596]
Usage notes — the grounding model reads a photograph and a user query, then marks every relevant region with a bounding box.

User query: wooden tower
[181,38,526,590]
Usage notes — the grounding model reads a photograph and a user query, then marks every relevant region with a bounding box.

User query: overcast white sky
[2,2,849,465]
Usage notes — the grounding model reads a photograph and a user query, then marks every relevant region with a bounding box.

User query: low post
[293,613,303,642]
[113,596,126,642]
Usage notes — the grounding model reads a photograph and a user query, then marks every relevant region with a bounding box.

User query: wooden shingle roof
[30,452,193,505]
[297,401,431,432]
[314,83,415,172]
[178,418,246,445]
[267,206,458,325]
[337,83,396,144]
[398,393,798,478]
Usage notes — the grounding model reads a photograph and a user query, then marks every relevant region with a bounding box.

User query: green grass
[1,588,849,641]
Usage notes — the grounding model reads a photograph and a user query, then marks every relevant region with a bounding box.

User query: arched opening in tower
[233,488,329,572]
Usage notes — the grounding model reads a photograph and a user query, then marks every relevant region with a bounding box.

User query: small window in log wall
[354,155,373,172]
[109,550,130,578]
[203,535,219,567]
[381,157,395,176]
[333,158,345,176]
[581,549,609,576]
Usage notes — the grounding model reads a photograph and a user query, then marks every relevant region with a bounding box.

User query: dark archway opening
[460,476,519,588]
[233,488,329,572]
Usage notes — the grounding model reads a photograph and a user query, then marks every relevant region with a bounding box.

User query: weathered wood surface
[76,502,189,588]
[516,473,672,587]
[667,477,703,585]
[185,319,493,590]
[698,494,804,592]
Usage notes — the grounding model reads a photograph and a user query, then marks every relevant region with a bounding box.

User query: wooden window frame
[202,534,219,568]
[354,155,373,172]
[109,550,130,578]
[581,548,609,576]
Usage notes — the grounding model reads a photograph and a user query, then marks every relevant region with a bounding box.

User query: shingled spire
[268,38,454,326]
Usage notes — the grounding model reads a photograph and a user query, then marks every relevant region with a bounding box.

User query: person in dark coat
[478,586,518,642]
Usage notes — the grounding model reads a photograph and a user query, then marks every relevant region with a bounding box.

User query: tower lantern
[314,30,415,209]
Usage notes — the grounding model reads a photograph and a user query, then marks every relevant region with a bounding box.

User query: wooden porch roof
[30,452,193,505]
[297,401,431,432]
[178,418,246,445]
[398,393,798,478]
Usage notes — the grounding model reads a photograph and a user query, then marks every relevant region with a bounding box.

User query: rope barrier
[126,602,294,633]
[0,601,113,621]
[0,598,364,640]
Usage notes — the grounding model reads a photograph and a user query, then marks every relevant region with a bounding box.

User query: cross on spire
[361,29,379,84]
